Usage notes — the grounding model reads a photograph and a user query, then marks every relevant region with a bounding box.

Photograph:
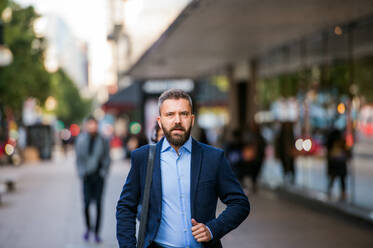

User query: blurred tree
[0,1,51,119]
[327,61,350,95]
[50,69,92,126]
[257,71,303,109]
[0,1,92,125]
[353,57,373,102]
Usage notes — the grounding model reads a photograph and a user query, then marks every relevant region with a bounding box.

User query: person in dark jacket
[326,128,350,200]
[75,116,111,243]
[224,129,243,183]
[275,122,296,184]
[239,122,266,193]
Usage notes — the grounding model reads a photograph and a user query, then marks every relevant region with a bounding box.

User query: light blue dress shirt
[154,137,203,248]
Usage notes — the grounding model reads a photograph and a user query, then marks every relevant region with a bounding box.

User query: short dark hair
[85,115,97,123]
[158,89,193,114]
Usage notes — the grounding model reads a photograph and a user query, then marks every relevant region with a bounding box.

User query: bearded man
[116,89,250,248]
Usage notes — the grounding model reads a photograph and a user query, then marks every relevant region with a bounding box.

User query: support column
[246,59,258,128]
[227,65,240,130]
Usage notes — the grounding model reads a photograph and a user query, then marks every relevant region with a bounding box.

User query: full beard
[162,123,192,147]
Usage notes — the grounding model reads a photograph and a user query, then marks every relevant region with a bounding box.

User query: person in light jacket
[75,116,111,243]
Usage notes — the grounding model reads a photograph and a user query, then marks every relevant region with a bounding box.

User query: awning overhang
[127,0,373,79]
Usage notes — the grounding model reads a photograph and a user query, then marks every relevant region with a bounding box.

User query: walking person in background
[75,116,111,243]
[326,128,351,201]
[275,121,296,184]
[239,122,266,194]
[151,121,164,143]
[125,130,149,158]
[116,89,250,248]
[224,129,243,183]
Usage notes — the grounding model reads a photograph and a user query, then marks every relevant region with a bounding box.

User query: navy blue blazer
[116,138,250,248]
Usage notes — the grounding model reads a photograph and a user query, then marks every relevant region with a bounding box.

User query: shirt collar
[161,135,192,153]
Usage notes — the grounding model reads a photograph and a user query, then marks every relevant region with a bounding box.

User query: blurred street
[0,151,126,248]
[1,151,373,248]
[262,136,373,209]
[2,1,373,248]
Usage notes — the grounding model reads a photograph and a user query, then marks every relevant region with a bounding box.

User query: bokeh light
[302,139,312,152]
[70,124,80,137]
[337,103,346,114]
[45,96,57,111]
[334,26,343,36]
[5,144,15,156]
[130,122,141,135]
[295,138,303,151]
[61,129,71,141]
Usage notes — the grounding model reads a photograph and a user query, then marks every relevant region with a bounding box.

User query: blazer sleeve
[116,150,142,248]
[206,151,250,240]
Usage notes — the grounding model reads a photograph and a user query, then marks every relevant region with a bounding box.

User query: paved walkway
[0,152,128,248]
[1,151,373,248]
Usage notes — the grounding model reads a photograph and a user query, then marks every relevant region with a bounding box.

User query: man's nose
[174,114,181,123]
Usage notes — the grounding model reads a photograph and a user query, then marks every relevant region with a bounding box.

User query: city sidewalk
[0,151,129,248]
[1,149,373,248]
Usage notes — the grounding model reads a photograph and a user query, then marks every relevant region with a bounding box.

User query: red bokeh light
[70,124,80,137]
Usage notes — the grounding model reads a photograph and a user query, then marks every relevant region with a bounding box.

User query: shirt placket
[175,149,190,248]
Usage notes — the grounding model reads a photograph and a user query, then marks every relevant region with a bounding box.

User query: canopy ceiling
[127,0,373,79]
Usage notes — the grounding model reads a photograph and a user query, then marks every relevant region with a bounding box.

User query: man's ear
[191,114,195,127]
[157,116,162,129]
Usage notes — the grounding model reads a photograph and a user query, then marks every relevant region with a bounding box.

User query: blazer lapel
[190,138,202,218]
[151,138,163,213]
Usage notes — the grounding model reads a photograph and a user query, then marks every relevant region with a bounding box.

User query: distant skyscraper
[42,15,90,89]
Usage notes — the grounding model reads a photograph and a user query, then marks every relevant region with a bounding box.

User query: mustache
[170,124,186,132]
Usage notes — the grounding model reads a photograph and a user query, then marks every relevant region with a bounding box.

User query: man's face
[157,98,194,147]
[86,120,98,134]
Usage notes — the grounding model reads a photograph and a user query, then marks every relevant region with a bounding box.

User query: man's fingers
[192,226,205,236]
[190,219,212,243]
[191,223,203,232]
[194,232,207,240]
[196,233,210,242]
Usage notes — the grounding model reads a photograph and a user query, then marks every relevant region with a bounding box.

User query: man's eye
[181,112,189,116]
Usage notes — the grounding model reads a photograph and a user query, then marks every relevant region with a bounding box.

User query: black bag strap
[138,144,156,248]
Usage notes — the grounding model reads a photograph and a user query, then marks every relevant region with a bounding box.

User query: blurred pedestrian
[125,130,148,158]
[275,122,296,184]
[60,130,71,156]
[198,127,209,144]
[326,128,350,200]
[224,129,244,183]
[151,121,164,143]
[75,116,111,243]
[239,122,266,193]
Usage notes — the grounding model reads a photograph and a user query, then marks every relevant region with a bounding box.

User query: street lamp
[0,20,13,66]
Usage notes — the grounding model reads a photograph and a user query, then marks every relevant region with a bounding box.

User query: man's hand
[191,218,212,242]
